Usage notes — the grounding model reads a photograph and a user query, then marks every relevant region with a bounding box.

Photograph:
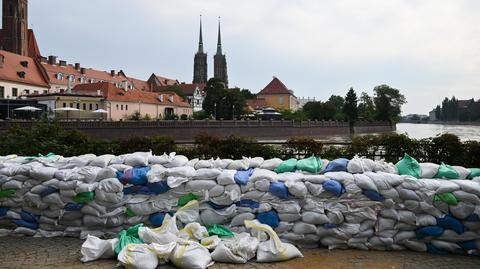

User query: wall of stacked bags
[1,152,480,265]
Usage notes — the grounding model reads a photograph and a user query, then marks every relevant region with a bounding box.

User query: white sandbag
[208,185,225,197]
[227,157,250,171]
[347,156,375,174]
[303,174,329,184]
[124,152,151,167]
[453,180,480,197]
[193,168,222,180]
[216,170,236,185]
[163,154,189,168]
[302,211,331,225]
[209,184,241,205]
[285,181,308,198]
[118,242,176,269]
[419,163,440,179]
[230,213,256,227]
[431,240,462,252]
[176,200,200,224]
[2,179,23,189]
[166,166,195,178]
[254,179,270,192]
[245,220,303,262]
[293,222,317,234]
[186,158,199,167]
[250,168,277,182]
[178,222,209,241]
[97,178,123,193]
[30,166,57,181]
[211,232,259,264]
[186,180,216,191]
[259,158,283,170]
[416,214,437,226]
[146,165,167,183]
[96,167,117,180]
[66,166,102,183]
[354,174,378,192]
[200,204,237,226]
[249,157,265,168]
[89,155,115,168]
[403,240,427,252]
[194,158,215,169]
[373,160,397,174]
[450,202,475,219]
[80,235,117,262]
[453,166,471,180]
[213,158,233,169]
[170,239,213,269]
[201,236,221,250]
[453,190,480,205]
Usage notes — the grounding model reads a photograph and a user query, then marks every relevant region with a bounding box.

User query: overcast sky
[22,0,480,114]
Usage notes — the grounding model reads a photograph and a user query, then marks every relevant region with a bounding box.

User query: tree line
[434,97,480,122]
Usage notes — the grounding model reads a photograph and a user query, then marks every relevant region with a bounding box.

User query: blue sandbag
[13,219,39,230]
[459,241,477,251]
[234,168,254,185]
[39,186,58,198]
[116,167,150,185]
[416,226,444,239]
[64,203,84,211]
[436,215,465,234]
[465,214,480,222]
[426,243,449,255]
[123,185,155,195]
[0,207,9,217]
[323,223,338,229]
[235,199,260,209]
[268,182,289,199]
[207,201,230,210]
[363,190,385,202]
[149,212,167,227]
[323,158,349,173]
[146,181,171,195]
[322,180,345,197]
[257,210,279,228]
[20,211,38,223]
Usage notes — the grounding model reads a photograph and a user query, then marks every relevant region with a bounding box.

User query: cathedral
[193,17,228,87]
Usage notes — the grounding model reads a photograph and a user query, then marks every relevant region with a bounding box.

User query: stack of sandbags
[1,152,480,257]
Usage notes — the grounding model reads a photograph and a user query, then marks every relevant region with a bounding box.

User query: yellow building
[256,77,298,111]
[29,93,104,119]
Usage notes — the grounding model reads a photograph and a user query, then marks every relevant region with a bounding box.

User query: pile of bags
[1,152,480,265]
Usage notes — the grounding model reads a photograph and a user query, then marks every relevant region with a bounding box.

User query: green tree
[239,88,256,99]
[343,87,358,125]
[278,109,308,121]
[303,101,337,120]
[373,85,406,123]
[358,92,375,121]
[326,95,345,121]
[202,79,246,120]
[202,78,226,119]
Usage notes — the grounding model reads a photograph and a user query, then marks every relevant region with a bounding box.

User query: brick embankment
[0,237,479,269]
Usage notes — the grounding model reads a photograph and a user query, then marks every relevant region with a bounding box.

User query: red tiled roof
[176,83,206,96]
[0,50,49,88]
[246,98,267,110]
[155,75,178,86]
[127,76,151,92]
[258,76,292,95]
[73,82,191,107]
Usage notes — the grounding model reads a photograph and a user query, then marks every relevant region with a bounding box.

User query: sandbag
[170,239,213,269]
[80,235,118,262]
[323,158,349,173]
[211,232,259,264]
[436,163,460,179]
[396,154,421,178]
[296,156,322,173]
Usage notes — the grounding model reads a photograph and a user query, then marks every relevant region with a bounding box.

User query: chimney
[80,67,86,74]
[74,63,81,70]
[110,70,115,77]
[59,60,67,67]
[48,55,57,65]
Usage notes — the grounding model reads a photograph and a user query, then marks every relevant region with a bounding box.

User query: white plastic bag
[118,242,176,269]
[80,235,118,262]
[211,232,259,264]
[170,239,213,269]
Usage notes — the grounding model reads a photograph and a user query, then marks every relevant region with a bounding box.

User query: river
[396,123,480,141]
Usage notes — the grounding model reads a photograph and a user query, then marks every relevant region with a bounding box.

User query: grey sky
[23,0,480,114]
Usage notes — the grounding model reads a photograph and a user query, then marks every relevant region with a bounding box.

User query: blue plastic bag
[117,167,150,185]
[13,219,39,230]
[235,199,260,209]
[416,226,444,239]
[459,241,477,251]
[207,201,230,210]
[20,211,38,223]
[0,207,9,217]
[64,203,84,211]
[323,158,349,173]
[436,215,465,234]
[146,181,170,195]
[268,182,289,199]
[363,190,385,202]
[426,243,448,255]
[234,169,254,185]
[39,186,58,198]
[149,212,167,227]
[322,180,345,197]
[257,210,279,228]
[465,214,480,222]
[323,223,338,229]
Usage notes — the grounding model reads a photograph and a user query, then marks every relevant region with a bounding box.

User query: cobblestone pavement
[1,237,480,269]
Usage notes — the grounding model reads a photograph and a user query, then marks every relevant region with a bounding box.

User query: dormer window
[69,75,75,82]
[56,73,64,80]
[17,71,26,78]
[168,96,174,103]
[20,61,28,67]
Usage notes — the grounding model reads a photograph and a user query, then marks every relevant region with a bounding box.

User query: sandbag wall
[1,152,480,255]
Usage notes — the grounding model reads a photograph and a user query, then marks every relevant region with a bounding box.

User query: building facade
[1,0,28,56]
[213,19,228,87]
[30,93,104,119]
[256,77,298,111]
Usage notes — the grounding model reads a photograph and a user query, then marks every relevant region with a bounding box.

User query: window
[56,73,64,80]
[89,104,93,110]
[278,96,284,105]
[125,105,128,110]
[12,88,18,97]
[83,103,86,110]
[76,103,80,109]
[43,90,47,94]
[96,104,99,110]
[0,86,4,98]
[70,103,73,108]
[63,103,66,108]
[121,104,123,110]
[24,89,30,95]
[116,104,119,110]
[33,90,39,94]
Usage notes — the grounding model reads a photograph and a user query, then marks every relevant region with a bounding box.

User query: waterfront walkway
[0,236,479,269]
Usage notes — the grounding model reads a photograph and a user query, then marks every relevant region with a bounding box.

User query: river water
[396,123,480,141]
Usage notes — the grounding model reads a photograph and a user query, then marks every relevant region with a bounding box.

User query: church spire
[216,17,222,55]
[198,15,204,53]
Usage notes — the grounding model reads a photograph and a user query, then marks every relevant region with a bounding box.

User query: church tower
[214,17,228,87]
[2,0,29,56]
[193,16,208,84]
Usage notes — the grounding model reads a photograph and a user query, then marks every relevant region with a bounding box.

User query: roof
[258,76,293,95]
[127,76,151,92]
[0,50,49,88]
[246,98,267,110]
[27,92,103,98]
[73,82,191,107]
[176,83,206,96]
[147,73,179,88]
[0,29,41,59]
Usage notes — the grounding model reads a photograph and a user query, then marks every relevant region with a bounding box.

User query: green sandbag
[434,192,458,205]
[296,156,322,173]
[436,162,459,179]
[207,224,234,238]
[395,154,421,179]
[114,223,144,255]
[274,158,298,173]
[0,189,17,198]
[72,192,95,204]
[126,208,136,218]
[178,193,198,207]
[468,168,480,179]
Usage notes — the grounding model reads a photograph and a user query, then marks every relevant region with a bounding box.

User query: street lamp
[6,95,10,120]
[232,103,235,120]
[214,103,216,120]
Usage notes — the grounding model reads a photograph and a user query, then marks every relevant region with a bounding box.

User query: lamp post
[6,95,10,120]
[214,103,217,120]
[232,103,235,120]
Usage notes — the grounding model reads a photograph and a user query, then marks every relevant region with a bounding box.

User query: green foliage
[358,92,375,121]
[192,111,209,120]
[343,88,358,125]
[127,111,142,121]
[284,137,323,158]
[438,97,480,122]
[202,78,246,120]
[373,84,406,123]
[303,101,336,120]
[278,109,308,121]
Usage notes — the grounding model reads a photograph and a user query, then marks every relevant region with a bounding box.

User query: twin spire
[197,15,223,56]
